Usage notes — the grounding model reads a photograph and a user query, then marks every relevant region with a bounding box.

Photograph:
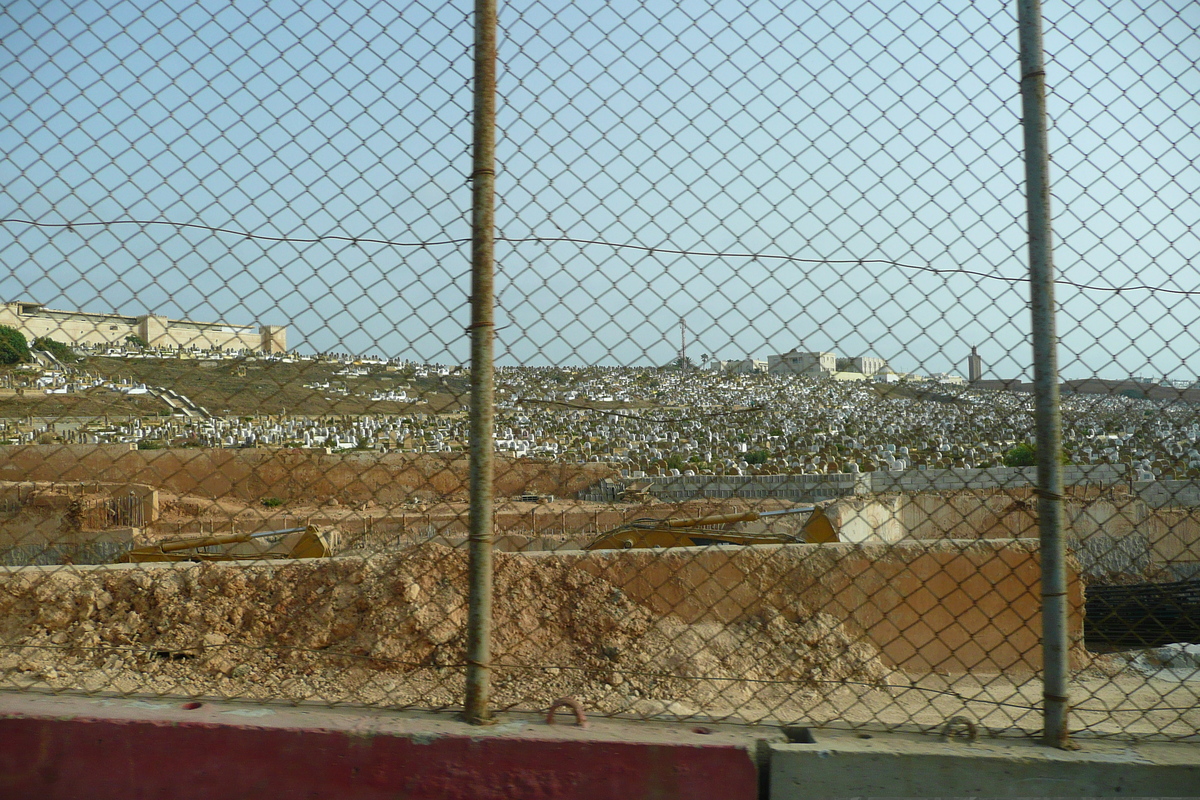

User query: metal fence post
[463,0,499,726]
[1015,0,1071,749]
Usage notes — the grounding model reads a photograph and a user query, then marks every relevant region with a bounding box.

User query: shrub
[1002,444,1037,467]
[261,497,284,508]
[1003,443,1069,467]
[31,337,79,363]
[745,449,770,465]
[0,326,30,365]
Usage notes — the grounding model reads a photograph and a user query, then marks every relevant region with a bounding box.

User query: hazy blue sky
[1,0,1197,380]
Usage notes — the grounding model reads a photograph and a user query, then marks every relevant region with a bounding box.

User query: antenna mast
[679,319,686,368]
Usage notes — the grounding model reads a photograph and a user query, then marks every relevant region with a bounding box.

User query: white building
[768,349,836,376]
[850,356,887,376]
[713,358,767,374]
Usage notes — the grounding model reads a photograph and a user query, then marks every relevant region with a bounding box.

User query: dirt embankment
[0,444,618,506]
[0,545,893,720]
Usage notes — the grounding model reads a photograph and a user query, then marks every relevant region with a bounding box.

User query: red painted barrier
[0,694,759,800]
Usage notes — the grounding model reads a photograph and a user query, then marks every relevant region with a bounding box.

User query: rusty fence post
[463,0,498,726]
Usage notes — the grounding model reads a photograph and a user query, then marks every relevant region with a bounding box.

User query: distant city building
[968,346,983,383]
[0,301,286,353]
[768,348,836,376]
[849,355,887,376]
[840,357,888,376]
[713,358,767,374]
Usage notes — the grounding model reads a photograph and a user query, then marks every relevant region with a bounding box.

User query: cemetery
[6,360,1200,484]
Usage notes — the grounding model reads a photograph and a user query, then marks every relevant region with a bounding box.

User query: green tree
[0,326,31,365]
[745,449,770,465]
[671,356,695,371]
[125,334,149,349]
[1003,443,1069,467]
[1002,443,1037,467]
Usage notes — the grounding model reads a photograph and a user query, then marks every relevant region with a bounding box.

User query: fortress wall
[0,305,138,347]
[0,303,284,353]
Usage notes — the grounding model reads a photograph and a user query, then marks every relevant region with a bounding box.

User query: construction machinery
[584,507,837,550]
[116,525,337,563]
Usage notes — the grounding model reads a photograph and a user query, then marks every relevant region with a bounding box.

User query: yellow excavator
[116,525,337,563]
[584,506,837,550]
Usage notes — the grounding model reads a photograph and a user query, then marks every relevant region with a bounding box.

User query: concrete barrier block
[769,730,1200,798]
[0,693,761,800]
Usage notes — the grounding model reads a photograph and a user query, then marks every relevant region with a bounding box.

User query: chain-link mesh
[1,0,1197,742]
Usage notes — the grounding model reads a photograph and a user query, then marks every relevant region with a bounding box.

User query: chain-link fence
[1,0,1198,744]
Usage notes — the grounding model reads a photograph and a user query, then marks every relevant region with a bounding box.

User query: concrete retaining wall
[866,463,1125,493]
[549,539,1082,673]
[824,496,907,543]
[827,493,1199,577]
[582,464,1128,503]
[1142,506,1200,563]
[582,473,864,503]
[1133,478,1200,507]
